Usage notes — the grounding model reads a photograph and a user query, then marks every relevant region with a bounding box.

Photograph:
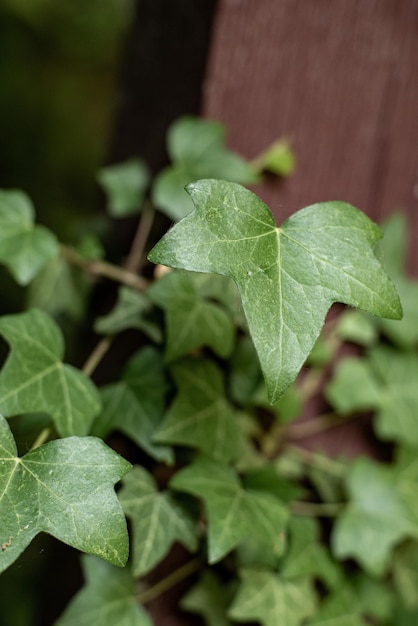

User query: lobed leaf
[149,180,401,403]
[97,158,150,217]
[0,415,131,573]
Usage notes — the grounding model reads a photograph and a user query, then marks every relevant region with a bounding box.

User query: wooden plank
[203,0,418,270]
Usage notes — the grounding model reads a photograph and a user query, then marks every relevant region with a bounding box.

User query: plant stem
[30,427,51,451]
[125,201,155,274]
[60,244,148,291]
[285,412,356,439]
[291,500,345,517]
[136,558,201,605]
[286,443,347,477]
[82,336,113,377]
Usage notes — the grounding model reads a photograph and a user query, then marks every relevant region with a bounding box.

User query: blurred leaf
[354,572,395,621]
[154,359,242,463]
[119,466,197,577]
[252,138,296,176]
[149,179,401,403]
[148,270,235,361]
[393,540,418,609]
[0,309,101,437]
[0,415,131,574]
[229,569,316,626]
[326,357,381,415]
[94,286,162,342]
[181,570,235,626]
[97,159,149,217]
[0,190,58,285]
[54,555,151,626]
[93,347,172,464]
[335,310,378,347]
[152,116,259,221]
[170,456,288,563]
[309,586,367,625]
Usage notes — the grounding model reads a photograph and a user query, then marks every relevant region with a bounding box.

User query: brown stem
[125,201,155,274]
[82,336,113,377]
[285,412,357,440]
[136,558,201,605]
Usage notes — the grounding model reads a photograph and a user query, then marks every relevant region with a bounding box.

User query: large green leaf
[0,309,101,437]
[152,117,258,221]
[148,270,235,361]
[54,555,151,626]
[148,180,401,403]
[92,347,172,464]
[119,466,197,576]
[229,569,316,626]
[332,451,418,576]
[0,414,130,573]
[170,456,288,563]
[0,189,58,285]
[154,359,242,462]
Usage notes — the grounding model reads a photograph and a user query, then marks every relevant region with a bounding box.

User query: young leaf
[54,555,151,626]
[228,569,316,626]
[0,309,101,437]
[152,117,258,221]
[0,189,58,285]
[0,414,131,573]
[332,451,418,576]
[94,286,162,343]
[148,270,235,361]
[148,180,401,403]
[97,158,150,217]
[92,347,172,464]
[119,466,197,577]
[154,359,242,463]
[170,456,288,563]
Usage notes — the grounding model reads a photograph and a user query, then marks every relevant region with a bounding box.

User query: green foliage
[0,115,415,626]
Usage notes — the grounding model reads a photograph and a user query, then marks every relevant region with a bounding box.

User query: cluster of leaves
[0,116,416,626]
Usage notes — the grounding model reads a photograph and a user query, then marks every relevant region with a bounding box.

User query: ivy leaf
[154,359,242,462]
[0,189,58,285]
[228,569,316,626]
[94,287,162,343]
[309,586,367,625]
[325,357,381,415]
[92,347,173,464]
[0,309,101,437]
[170,456,288,563]
[252,138,296,176]
[393,540,418,609]
[332,451,418,576]
[119,466,197,576]
[0,415,131,573]
[152,117,258,221]
[148,180,401,403]
[97,159,150,217]
[148,270,235,361]
[181,570,235,626]
[54,555,151,626]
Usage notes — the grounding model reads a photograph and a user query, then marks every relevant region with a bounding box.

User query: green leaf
[308,586,367,625]
[0,415,131,573]
[154,359,242,462]
[335,310,378,347]
[379,276,418,348]
[148,180,401,403]
[229,569,316,626]
[92,347,172,464]
[252,138,296,176]
[119,466,197,576]
[54,555,151,626]
[181,570,235,626]
[354,572,395,621]
[281,518,342,589]
[393,540,418,609]
[152,117,258,221]
[148,270,235,361]
[325,357,381,415]
[97,159,150,217]
[332,451,418,576]
[94,286,162,343]
[170,456,288,563]
[0,189,58,285]
[0,309,101,437]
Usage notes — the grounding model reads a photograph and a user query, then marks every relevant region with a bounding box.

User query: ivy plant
[0,115,416,626]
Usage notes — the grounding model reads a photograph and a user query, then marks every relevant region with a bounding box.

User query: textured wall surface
[203,0,418,268]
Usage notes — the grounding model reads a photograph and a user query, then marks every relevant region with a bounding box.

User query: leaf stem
[82,336,113,377]
[136,558,201,605]
[30,427,51,451]
[291,500,345,517]
[285,413,357,440]
[60,244,148,291]
[125,201,155,274]
[285,443,347,477]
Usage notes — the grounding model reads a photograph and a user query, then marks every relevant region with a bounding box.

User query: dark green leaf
[308,586,367,625]
[0,415,131,573]
[54,555,151,626]
[0,309,101,437]
[148,180,401,403]
[97,159,149,217]
[181,570,235,626]
[0,189,58,285]
[170,456,288,563]
[154,359,242,462]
